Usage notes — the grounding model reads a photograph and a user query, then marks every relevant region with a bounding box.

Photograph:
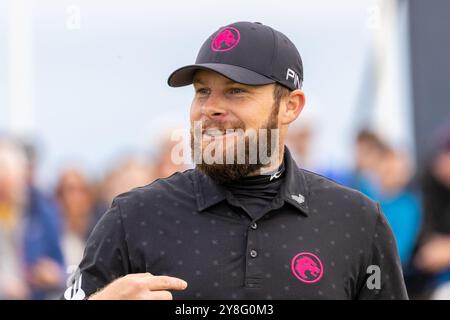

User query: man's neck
[247,146,285,177]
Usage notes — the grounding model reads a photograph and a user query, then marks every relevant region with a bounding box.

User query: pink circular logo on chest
[291,252,324,283]
[211,27,241,52]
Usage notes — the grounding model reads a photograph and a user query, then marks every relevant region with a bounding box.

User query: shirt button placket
[245,221,262,288]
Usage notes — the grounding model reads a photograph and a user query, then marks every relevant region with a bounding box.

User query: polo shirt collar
[279,147,310,216]
[193,169,227,211]
[193,146,310,216]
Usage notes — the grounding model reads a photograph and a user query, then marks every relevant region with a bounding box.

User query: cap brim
[167,63,276,87]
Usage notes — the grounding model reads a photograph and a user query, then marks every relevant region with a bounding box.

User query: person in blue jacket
[362,149,422,266]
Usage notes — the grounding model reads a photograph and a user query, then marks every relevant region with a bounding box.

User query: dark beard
[190,104,280,184]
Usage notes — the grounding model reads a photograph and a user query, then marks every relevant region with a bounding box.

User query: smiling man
[64,21,408,300]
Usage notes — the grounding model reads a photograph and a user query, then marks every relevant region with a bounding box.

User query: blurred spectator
[0,139,29,299]
[414,126,450,298]
[95,156,156,220]
[56,167,96,268]
[371,149,422,266]
[0,138,64,299]
[346,130,421,266]
[349,129,389,193]
[154,135,189,179]
[286,121,315,170]
[286,119,352,184]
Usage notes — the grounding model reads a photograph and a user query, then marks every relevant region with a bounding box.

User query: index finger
[144,275,188,291]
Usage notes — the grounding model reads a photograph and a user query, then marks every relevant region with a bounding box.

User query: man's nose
[201,93,227,119]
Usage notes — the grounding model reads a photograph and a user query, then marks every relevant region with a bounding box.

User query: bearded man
[64,21,407,300]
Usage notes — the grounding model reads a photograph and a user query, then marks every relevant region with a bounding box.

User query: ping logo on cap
[211,27,241,52]
[286,68,301,89]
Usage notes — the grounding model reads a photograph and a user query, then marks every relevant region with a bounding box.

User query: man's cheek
[190,102,201,120]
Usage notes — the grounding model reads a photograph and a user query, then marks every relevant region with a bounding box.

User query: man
[65,21,407,300]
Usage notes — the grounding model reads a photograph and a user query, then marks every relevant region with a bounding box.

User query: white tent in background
[371,0,415,157]
[7,0,34,135]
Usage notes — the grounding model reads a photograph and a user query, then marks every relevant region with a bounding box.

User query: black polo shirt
[66,147,408,300]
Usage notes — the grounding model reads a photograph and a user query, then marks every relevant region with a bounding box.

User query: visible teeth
[205,129,224,136]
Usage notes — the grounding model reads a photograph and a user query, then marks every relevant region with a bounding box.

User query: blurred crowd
[0,135,187,299]
[1,123,450,299]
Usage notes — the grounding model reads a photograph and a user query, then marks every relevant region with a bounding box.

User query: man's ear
[280,89,306,125]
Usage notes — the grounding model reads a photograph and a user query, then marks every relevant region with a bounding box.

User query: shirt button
[250,250,258,258]
[250,222,258,230]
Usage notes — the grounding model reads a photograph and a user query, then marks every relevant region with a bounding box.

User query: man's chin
[196,162,263,184]
[198,141,244,165]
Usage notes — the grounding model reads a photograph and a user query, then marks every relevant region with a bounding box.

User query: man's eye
[229,88,245,94]
[196,88,210,95]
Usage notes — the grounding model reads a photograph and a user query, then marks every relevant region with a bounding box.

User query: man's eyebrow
[193,78,206,85]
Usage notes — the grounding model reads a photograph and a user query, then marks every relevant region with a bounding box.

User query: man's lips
[201,128,243,142]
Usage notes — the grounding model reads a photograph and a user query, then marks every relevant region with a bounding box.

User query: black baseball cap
[168,21,303,91]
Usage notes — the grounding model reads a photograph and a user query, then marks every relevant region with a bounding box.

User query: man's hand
[88,273,188,300]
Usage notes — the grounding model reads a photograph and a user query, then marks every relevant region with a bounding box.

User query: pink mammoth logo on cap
[291,252,324,283]
[211,27,240,52]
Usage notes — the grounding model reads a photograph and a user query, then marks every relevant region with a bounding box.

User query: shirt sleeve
[62,198,130,300]
[357,203,409,300]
